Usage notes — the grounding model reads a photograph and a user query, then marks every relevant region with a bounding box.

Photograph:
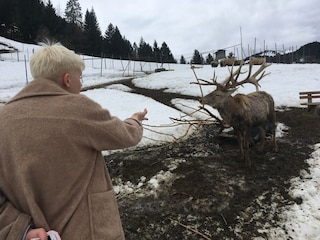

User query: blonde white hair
[30,41,85,81]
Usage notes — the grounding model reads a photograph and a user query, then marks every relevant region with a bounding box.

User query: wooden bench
[299,91,320,111]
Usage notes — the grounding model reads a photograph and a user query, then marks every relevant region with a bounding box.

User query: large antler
[220,64,245,89]
[190,59,271,92]
[190,65,243,91]
[221,58,271,91]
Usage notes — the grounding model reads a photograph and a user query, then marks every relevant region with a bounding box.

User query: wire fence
[0,49,174,86]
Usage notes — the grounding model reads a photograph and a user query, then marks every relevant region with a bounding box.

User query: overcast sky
[50,0,320,59]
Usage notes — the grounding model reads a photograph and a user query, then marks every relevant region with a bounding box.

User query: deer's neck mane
[219,94,250,118]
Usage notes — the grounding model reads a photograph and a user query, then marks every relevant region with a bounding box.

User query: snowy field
[1,36,320,239]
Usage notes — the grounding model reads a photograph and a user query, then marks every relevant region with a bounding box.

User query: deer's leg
[235,130,244,160]
[271,121,278,152]
[269,112,278,152]
[256,126,266,153]
[244,128,251,166]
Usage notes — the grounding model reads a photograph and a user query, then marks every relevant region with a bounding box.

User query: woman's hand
[25,228,48,240]
[130,108,148,122]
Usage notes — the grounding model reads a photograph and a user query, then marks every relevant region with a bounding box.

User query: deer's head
[197,59,270,108]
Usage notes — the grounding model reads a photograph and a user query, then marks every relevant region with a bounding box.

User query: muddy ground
[104,83,320,240]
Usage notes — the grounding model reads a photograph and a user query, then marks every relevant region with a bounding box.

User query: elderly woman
[0,42,148,240]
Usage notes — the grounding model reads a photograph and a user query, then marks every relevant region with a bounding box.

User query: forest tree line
[0,0,178,63]
[3,0,315,65]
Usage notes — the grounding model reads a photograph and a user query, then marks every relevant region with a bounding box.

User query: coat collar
[8,79,70,104]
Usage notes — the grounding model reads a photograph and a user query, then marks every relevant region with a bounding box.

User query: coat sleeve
[0,190,31,240]
[77,98,144,151]
[84,115,143,151]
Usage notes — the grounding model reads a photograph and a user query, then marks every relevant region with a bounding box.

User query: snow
[1,36,320,239]
[283,143,320,239]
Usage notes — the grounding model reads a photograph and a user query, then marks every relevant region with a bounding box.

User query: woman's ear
[62,73,70,87]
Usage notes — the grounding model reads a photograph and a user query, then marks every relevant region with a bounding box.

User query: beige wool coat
[0,79,144,240]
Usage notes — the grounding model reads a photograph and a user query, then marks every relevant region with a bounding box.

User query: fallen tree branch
[199,106,223,126]
[168,217,211,240]
[169,117,217,125]
[220,213,228,225]
[190,64,204,98]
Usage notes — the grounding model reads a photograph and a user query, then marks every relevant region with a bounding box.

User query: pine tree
[103,24,132,59]
[16,0,46,42]
[205,53,214,64]
[160,42,176,63]
[103,23,115,56]
[180,55,186,64]
[132,42,139,60]
[104,23,115,41]
[153,41,161,62]
[110,27,124,57]
[39,0,66,39]
[0,0,17,37]
[121,36,133,59]
[228,52,234,58]
[191,50,203,64]
[65,0,82,26]
[138,38,153,61]
[83,8,102,55]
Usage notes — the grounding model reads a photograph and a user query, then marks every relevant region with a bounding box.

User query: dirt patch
[105,86,320,239]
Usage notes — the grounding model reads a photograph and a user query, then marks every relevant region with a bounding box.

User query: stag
[199,60,277,166]
[220,57,236,67]
[249,57,266,65]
